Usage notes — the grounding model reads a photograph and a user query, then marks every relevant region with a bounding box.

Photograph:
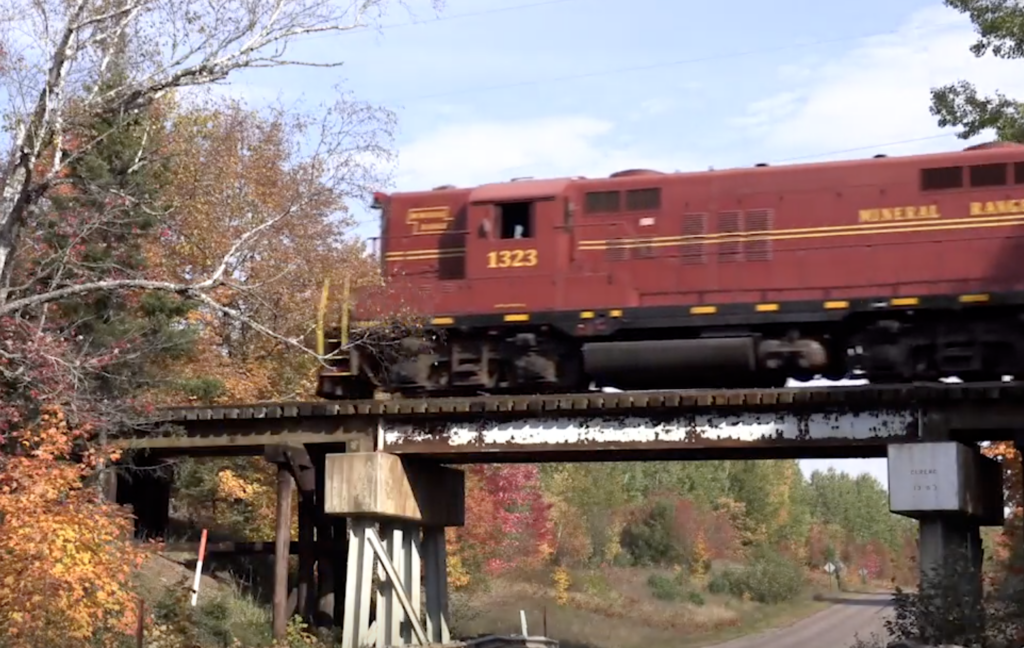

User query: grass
[136,551,278,647]
[136,551,888,648]
[450,566,839,648]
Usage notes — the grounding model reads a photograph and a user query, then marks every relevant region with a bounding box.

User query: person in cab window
[514,224,524,239]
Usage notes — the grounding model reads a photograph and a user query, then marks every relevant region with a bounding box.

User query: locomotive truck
[315,141,1024,399]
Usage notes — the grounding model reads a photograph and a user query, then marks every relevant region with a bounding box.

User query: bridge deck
[119,382,1024,459]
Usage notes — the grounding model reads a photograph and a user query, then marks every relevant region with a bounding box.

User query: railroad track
[150,380,1023,422]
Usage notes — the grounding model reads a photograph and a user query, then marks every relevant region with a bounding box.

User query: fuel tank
[581,337,759,389]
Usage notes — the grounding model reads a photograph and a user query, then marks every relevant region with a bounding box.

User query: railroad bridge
[113,382,1018,648]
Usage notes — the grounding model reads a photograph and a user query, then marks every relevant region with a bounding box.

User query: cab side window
[498,201,533,239]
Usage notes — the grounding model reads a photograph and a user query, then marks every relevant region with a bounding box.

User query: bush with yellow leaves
[0,406,148,648]
[552,566,571,606]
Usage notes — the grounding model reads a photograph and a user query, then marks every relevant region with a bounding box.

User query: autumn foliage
[1,7,1023,645]
[447,465,553,587]
[0,406,147,647]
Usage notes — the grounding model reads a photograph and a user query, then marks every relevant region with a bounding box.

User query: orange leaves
[0,406,146,647]
[138,98,382,407]
[983,441,1023,514]
[216,467,273,509]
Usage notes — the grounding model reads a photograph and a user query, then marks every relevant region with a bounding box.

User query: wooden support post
[423,527,450,644]
[332,516,348,627]
[341,519,451,648]
[273,464,294,641]
[297,492,316,621]
[312,450,336,628]
[264,444,313,641]
[324,452,465,648]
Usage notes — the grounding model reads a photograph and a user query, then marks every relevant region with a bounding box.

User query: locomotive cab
[464,179,573,309]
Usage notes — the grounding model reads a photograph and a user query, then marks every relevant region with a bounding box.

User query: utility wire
[345,132,967,233]
[390,27,908,103]
[300,0,582,40]
[772,133,960,163]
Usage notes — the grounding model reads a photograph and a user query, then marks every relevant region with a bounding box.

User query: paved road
[707,593,893,648]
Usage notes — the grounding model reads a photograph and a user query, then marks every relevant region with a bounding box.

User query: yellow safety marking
[690,306,717,315]
[339,276,351,346]
[824,301,849,309]
[890,297,920,307]
[959,294,990,303]
[431,317,454,325]
[384,248,465,261]
[504,313,530,322]
[577,213,1024,250]
[756,303,779,312]
[386,214,1024,261]
[316,278,330,356]
[609,309,623,317]
[580,311,595,319]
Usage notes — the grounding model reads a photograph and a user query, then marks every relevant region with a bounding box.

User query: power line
[772,133,960,163]
[390,27,906,103]
[300,0,581,41]
[344,133,968,233]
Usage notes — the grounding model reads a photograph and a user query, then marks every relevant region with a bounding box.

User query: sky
[215,0,1024,491]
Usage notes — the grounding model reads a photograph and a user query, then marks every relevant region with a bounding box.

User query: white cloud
[628,98,675,120]
[395,115,693,190]
[744,4,1024,159]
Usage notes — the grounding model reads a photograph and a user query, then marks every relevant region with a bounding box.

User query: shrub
[150,579,234,648]
[707,572,731,595]
[687,591,706,606]
[881,544,1024,648]
[579,570,612,597]
[647,573,682,601]
[621,501,679,566]
[725,549,805,604]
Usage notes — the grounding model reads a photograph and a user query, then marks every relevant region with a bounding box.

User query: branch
[190,291,318,360]
[0,277,189,315]
[195,205,297,289]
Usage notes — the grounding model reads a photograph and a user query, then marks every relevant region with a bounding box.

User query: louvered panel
[717,211,741,263]
[681,213,706,264]
[744,209,773,262]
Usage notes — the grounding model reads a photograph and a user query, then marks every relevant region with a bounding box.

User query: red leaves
[450,465,553,580]
[669,496,738,561]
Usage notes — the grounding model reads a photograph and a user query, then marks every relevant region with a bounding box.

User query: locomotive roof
[381,141,1024,200]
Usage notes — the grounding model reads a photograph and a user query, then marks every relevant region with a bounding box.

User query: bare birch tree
[0,0,439,339]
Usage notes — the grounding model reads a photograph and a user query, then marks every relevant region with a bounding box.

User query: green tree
[806,468,912,553]
[19,60,196,417]
[930,0,1024,141]
[727,460,808,547]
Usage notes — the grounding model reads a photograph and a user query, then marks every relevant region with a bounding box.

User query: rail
[116,381,1024,458]
[151,381,1019,422]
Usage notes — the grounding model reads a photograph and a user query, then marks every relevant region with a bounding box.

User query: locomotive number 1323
[486,249,538,268]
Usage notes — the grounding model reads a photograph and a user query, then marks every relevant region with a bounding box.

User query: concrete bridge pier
[323,452,465,648]
[887,419,1004,644]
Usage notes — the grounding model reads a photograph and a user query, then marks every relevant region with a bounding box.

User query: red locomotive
[316,141,1024,399]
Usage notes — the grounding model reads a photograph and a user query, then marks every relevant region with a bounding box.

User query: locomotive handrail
[314,276,352,357]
